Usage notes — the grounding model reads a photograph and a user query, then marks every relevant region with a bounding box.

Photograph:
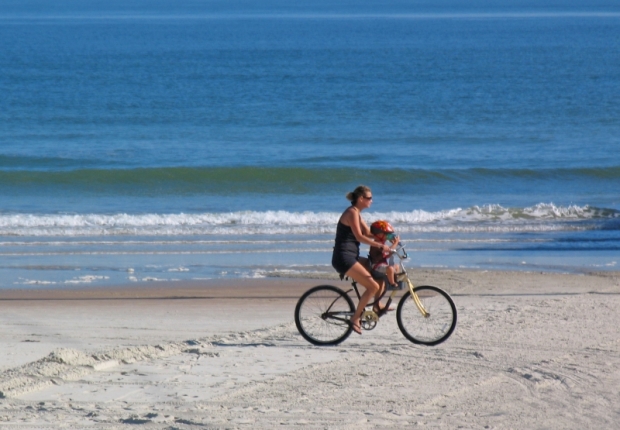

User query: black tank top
[334,220,360,255]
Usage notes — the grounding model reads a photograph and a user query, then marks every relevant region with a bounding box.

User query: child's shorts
[372,263,389,274]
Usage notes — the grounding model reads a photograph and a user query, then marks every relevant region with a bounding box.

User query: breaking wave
[0,203,617,237]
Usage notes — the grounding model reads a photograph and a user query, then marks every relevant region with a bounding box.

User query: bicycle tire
[295,285,355,346]
[396,285,457,346]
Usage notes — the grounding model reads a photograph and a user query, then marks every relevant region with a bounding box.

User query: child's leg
[386,266,396,286]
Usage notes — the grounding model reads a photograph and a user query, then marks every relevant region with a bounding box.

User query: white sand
[1,271,619,428]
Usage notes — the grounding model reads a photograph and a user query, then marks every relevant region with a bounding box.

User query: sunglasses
[362,195,373,201]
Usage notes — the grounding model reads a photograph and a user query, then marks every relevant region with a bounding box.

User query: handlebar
[391,244,408,260]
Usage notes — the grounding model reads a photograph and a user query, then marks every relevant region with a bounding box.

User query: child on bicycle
[369,220,401,290]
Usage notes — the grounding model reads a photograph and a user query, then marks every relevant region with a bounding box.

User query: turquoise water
[1,0,619,287]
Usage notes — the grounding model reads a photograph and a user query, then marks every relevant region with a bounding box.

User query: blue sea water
[1,0,619,287]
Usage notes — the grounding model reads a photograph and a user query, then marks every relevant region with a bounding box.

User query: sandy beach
[1,270,619,429]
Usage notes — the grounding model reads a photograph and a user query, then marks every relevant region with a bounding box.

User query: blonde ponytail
[346,185,371,205]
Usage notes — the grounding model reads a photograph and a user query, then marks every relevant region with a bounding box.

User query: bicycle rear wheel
[295,285,355,346]
[396,285,457,346]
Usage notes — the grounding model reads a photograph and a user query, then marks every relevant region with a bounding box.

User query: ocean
[1,0,619,288]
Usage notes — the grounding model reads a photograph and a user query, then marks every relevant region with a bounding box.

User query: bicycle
[294,245,457,346]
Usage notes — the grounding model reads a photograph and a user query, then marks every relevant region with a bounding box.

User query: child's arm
[387,235,400,252]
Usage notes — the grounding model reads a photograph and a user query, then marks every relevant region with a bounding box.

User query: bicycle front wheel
[295,285,355,346]
[397,285,457,346]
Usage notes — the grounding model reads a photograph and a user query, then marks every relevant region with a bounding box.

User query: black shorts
[331,249,359,275]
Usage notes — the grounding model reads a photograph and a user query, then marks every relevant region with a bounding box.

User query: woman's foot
[348,318,362,335]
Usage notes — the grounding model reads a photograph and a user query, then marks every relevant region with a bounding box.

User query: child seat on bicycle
[369,220,403,290]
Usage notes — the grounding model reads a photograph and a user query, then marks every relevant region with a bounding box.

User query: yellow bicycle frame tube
[406,278,430,318]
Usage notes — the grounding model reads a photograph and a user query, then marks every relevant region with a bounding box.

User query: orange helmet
[370,220,394,236]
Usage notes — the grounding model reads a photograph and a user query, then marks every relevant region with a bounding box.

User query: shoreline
[1,268,618,300]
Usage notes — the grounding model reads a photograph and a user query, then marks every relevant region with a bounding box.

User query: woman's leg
[345,261,381,334]
[359,257,385,302]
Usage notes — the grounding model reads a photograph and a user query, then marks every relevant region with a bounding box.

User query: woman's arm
[343,209,390,252]
[359,216,373,238]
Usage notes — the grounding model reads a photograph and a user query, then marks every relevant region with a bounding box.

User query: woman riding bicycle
[331,185,392,335]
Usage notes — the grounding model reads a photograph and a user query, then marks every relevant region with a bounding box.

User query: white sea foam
[64,275,110,284]
[17,279,57,285]
[15,275,109,285]
[0,204,615,237]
